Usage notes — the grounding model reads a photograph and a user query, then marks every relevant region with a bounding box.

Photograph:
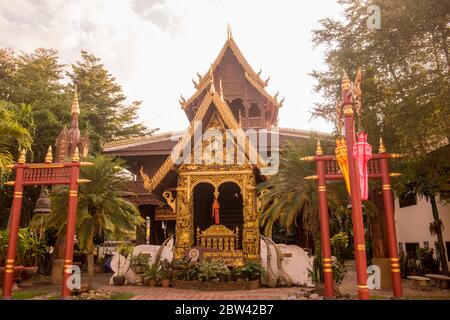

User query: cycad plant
[31,155,144,287]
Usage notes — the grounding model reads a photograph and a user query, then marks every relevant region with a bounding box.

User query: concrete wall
[395,196,450,261]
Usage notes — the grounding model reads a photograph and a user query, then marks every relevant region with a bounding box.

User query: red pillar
[316,156,334,298]
[342,74,369,300]
[2,163,25,299]
[379,153,403,298]
[61,160,80,299]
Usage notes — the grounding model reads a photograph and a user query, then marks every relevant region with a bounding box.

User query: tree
[67,51,148,153]
[258,139,350,243]
[398,146,450,274]
[311,0,450,267]
[31,155,144,287]
[0,101,32,182]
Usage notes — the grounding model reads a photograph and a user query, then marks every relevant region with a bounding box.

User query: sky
[0,0,344,133]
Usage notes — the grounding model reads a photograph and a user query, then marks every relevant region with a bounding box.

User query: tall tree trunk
[430,195,449,275]
[87,249,94,289]
[368,185,388,258]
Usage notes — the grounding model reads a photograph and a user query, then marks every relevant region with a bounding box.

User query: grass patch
[12,291,49,300]
[110,292,136,300]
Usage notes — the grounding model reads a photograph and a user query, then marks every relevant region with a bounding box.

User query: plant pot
[247,279,260,290]
[113,275,126,286]
[148,278,157,287]
[315,282,325,295]
[21,266,38,281]
[132,265,146,274]
[160,278,170,288]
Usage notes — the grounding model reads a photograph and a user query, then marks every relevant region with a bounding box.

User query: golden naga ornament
[335,138,351,195]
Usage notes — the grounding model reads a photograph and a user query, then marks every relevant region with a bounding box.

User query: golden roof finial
[379,137,387,153]
[341,70,351,92]
[72,147,80,162]
[209,65,215,94]
[315,140,324,156]
[45,145,53,163]
[71,84,80,115]
[18,149,26,164]
[227,23,233,40]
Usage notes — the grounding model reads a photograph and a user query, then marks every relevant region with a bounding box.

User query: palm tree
[0,101,32,181]
[31,155,144,287]
[258,139,349,242]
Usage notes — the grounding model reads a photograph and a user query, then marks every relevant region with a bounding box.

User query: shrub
[197,260,231,282]
[236,261,265,281]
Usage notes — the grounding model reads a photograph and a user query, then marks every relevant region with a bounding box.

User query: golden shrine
[103,26,317,262]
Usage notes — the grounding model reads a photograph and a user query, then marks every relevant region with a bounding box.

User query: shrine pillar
[2,150,26,299]
[315,142,334,298]
[174,175,194,259]
[342,73,369,300]
[379,139,403,298]
[61,149,81,298]
[243,177,259,261]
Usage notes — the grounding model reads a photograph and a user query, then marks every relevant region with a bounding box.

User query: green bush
[235,261,265,281]
[197,260,231,282]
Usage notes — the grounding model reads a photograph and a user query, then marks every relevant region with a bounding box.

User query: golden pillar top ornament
[72,147,80,162]
[45,145,53,163]
[379,137,387,153]
[315,140,324,156]
[18,149,26,164]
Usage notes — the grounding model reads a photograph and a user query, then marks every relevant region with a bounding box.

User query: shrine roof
[181,31,282,111]
[103,127,331,156]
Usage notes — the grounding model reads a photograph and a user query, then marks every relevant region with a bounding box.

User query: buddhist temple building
[103,27,328,262]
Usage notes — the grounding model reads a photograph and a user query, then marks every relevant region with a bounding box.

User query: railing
[196,225,239,250]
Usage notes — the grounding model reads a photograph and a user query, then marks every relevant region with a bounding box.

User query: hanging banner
[335,138,351,195]
[353,132,372,200]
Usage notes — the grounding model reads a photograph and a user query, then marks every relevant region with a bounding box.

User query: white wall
[395,196,450,261]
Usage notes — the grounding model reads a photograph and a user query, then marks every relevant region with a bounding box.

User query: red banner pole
[2,152,26,299]
[315,146,334,298]
[342,73,369,300]
[379,140,403,298]
[61,151,80,299]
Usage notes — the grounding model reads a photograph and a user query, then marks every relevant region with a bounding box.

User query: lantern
[352,132,372,200]
[335,138,351,195]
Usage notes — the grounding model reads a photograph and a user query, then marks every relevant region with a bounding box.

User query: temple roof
[180,27,283,124]
[139,84,267,193]
[103,127,330,156]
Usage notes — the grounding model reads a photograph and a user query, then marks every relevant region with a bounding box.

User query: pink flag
[353,132,372,200]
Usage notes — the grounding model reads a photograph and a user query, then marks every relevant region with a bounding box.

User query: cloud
[0,0,343,133]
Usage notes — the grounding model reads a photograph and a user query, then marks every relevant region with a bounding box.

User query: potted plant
[113,244,133,286]
[308,253,324,295]
[130,253,149,275]
[236,261,264,289]
[145,263,159,287]
[157,259,172,287]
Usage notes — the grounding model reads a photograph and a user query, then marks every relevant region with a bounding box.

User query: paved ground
[3,270,450,300]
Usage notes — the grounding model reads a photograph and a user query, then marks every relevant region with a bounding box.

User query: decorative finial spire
[219,77,224,100]
[341,70,351,92]
[45,146,53,163]
[18,149,26,164]
[227,23,232,40]
[72,147,80,162]
[315,140,324,156]
[379,137,386,153]
[71,84,80,115]
[209,65,215,94]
